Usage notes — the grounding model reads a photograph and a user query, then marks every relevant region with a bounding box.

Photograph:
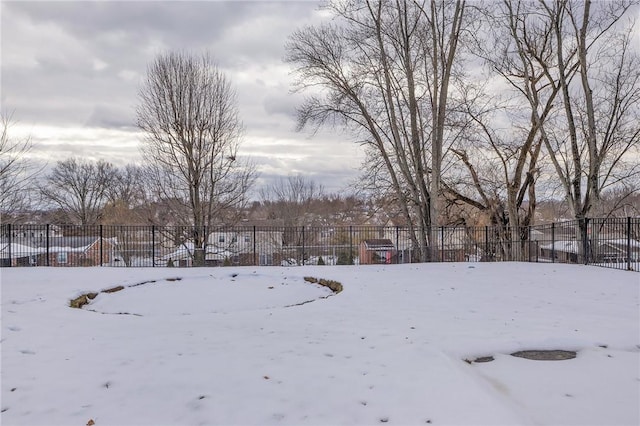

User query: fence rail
[1,218,638,271]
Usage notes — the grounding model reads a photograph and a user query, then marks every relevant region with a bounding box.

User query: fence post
[484,226,488,262]
[349,226,353,264]
[100,225,104,266]
[583,218,589,265]
[551,223,555,263]
[440,226,445,262]
[7,223,12,267]
[253,226,257,266]
[46,224,50,266]
[627,217,632,271]
[395,226,399,264]
[152,225,156,267]
[203,225,208,268]
[301,226,305,266]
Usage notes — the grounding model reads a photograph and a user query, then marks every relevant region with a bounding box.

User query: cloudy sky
[1,0,364,194]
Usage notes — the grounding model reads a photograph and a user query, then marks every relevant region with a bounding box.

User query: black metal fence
[530,217,640,271]
[1,218,638,271]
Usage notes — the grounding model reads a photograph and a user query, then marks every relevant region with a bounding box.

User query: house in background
[1,236,120,267]
[359,239,395,264]
[40,236,120,266]
[161,242,237,267]
[591,238,640,263]
[539,240,580,263]
[0,242,42,267]
[161,228,287,267]
[539,238,640,264]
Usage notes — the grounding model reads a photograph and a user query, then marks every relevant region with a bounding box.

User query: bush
[317,256,325,265]
[337,251,353,265]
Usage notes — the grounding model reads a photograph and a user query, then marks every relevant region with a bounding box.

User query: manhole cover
[511,350,576,360]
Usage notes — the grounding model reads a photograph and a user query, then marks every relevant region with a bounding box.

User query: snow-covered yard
[1,263,638,425]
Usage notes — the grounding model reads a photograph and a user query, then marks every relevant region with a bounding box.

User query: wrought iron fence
[531,217,640,271]
[1,218,638,271]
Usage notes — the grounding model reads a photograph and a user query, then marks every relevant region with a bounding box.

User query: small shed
[359,239,395,265]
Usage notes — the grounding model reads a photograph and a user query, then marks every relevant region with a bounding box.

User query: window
[218,235,225,243]
[57,252,68,264]
[244,235,251,243]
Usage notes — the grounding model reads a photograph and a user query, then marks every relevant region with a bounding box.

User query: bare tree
[537,0,640,245]
[104,164,147,208]
[445,94,547,260]
[443,0,562,259]
[286,0,469,261]
[445,0,639,260]
[101,164,150,225]
[0,113,39,221]
[260,174,325,254]
[40,158,115,225]
[592,184,640,218]
[415,0,467,260]
[137,51,256,266]
[260,175,324,226]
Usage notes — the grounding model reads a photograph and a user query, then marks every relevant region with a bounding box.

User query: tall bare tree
[137,51,256,265]
[40,158,115,225]
[286,0,468,261]
[0,113,39,221]
[415,0,467,260]
[445,0,639,259]
[443,0,562,258]
[538,0,640,244]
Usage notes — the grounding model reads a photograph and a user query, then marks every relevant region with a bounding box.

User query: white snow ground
[1,263,638,426]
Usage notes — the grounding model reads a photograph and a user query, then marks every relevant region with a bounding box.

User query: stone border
[69,285,126,309]
[70,276,339,310]
[303,276,343,293]
[69,278,181,309]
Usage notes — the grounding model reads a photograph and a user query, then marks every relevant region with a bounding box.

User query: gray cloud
[1,0,364,195]
[263,89,300,118]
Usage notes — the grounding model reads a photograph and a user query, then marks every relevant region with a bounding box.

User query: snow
[1,263,639,425]
[0,243,43,259]
[539,240,581,253]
